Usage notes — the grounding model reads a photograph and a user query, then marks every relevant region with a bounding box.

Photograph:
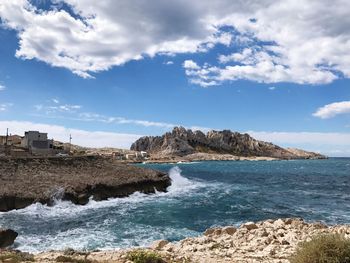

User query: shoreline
[136,153,327,165]
[0,156,171,212]
[4,218,350,263]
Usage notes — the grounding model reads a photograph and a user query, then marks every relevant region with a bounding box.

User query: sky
[0,0,349,156]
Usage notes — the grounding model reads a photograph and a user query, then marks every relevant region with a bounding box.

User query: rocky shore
[0,156,171,212]
[143,153,279,164]
[131,127,326,161]
[3,218,347,263]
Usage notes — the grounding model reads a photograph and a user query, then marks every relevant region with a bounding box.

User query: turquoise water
[0,158,349,253]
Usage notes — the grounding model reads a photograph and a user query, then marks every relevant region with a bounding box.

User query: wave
[0,166,218,253]
[1,166,206,217]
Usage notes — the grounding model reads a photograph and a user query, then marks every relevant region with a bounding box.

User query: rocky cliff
[131,127,325,159]
[0,156,171,212]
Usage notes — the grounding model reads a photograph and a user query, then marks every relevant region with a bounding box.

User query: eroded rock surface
[31,218,350,263]
[0,156,171,212]
[131,127,326,160]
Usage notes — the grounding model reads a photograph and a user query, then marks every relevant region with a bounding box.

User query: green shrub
[290,234,350,263]
[126,250,164,263]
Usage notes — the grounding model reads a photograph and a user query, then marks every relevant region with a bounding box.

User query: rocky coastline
[0,156,171,212]
[3,218,349,263]
[131,127,326,161]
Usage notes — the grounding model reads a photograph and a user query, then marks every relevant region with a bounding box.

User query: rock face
[0,156,171,212]
[0,229,18,248]
[131,127,326,159]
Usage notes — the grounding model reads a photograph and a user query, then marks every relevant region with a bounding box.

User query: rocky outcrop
[151,218,350,263]
[0,156,171,212]
[131,127,326,160]
[0,229,18,248]
[32,218,350,263]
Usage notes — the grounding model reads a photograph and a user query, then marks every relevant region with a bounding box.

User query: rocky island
[131,127,326,162]
[0,155,171,212]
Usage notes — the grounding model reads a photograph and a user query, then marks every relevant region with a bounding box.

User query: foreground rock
[0,156,171,212]
[0,229,18,248]
[31,218,350,263]
[131,126,326,160]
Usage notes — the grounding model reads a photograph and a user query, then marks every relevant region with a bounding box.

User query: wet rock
[0,229,18,248]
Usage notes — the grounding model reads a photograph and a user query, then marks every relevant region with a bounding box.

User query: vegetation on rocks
[290,234,350,263]
[0,251,34,263]
[55,255,92,263]
[126,250,164,263]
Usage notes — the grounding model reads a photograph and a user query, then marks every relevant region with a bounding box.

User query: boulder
[204,228,216,236]
[242,222,258,231]
[273,219,285,229]
[222,226,236,235]
[0,228,18,248]
[151,240,169,250]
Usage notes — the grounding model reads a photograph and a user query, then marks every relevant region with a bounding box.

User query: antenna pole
[5,128,8,146]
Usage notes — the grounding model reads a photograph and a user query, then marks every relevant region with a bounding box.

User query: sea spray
[167,166,195,193]
[1,159,349,253]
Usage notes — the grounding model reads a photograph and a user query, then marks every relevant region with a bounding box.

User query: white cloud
[34,99,82,113]
[2,0,349,84]
[183,60,200,70]
[0,120,348,155]
[268,86,276,90]
[165,61,174,65]
[0,120,141,148]
[0,85,6,91]
[313,101,350,119]
[0,103,13,111]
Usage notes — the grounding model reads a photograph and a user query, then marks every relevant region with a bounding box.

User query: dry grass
[290,234,350,263]
[0,251,34,263]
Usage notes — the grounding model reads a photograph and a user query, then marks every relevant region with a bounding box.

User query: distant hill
[130,126,326,160]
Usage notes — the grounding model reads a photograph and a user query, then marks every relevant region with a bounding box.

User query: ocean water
[0,158,350,253]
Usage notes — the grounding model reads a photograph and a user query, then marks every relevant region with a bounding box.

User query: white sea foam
[0,166,216,253]
[1,166,206,217]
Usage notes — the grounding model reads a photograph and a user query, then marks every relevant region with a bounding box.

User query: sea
[0,158,349,253]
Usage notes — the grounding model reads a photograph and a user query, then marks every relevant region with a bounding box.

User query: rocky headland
[131,127,326,162]
[5,218,348,263]
[0,156,171,212]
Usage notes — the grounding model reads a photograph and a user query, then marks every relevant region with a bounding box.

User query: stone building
[21,131,54,156]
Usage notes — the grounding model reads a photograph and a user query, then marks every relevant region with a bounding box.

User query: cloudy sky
[0,0,349,156]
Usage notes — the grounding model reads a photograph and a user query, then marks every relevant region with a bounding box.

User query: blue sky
[0,0,350,156]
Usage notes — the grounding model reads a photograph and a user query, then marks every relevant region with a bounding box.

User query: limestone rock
[242,222,258,231]
[131,126,326,159]
[222,226,236,235]
[0,156,171,212]
[151,240,169,250]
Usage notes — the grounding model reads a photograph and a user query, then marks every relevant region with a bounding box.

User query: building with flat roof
[21,131,54,156]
